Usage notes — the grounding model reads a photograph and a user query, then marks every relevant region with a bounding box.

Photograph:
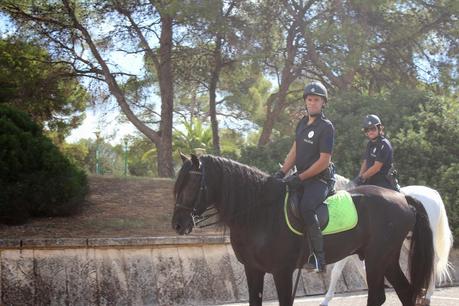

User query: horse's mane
[201,155,284,227]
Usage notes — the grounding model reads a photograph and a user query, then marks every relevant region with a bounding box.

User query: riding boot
[304,217,326,273]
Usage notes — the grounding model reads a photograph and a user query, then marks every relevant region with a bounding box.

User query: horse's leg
[355,257,368,286]
[245,266,265,306]
[384,257,413,306]
[320,256,350,306]
[273,269,294,306]
[365,256,387,306]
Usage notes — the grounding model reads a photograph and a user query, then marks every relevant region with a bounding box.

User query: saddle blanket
[284,190,358,236]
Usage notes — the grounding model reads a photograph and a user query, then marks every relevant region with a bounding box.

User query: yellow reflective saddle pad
[284,190,358,236]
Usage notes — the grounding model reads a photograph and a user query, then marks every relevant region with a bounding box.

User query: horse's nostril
[174,223,181,231]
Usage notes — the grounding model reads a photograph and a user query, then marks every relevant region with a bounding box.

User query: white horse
[320,175,454,306]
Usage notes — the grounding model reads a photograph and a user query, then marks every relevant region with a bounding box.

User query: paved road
[220,286,459,306]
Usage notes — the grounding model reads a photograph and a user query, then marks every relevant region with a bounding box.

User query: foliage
[1,0,179,176]
[62,138,132,177]
[250,0,458,143]
[0,38,88,139]
[172,118,244,159]
[437,164,459,246]
[239,137,293,174]
[60,134,160,177]
[391,95,459,244]
[3,0,457,175]
[326,88,429,178]
[0,105,87,224]
[125,137,157,177]
[219,128,245,158]
[393,95,459,185]
[59,141,90,172]
[173,118,213,153]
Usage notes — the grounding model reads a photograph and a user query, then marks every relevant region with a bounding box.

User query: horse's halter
[175,161,216,228]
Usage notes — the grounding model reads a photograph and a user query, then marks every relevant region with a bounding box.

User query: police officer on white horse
[353,114,400,191]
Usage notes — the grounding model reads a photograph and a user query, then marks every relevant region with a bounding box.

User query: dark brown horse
[172,154,434,306]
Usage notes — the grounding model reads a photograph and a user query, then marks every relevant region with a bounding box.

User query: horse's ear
[190,153,200,169]
[179,152,189,164]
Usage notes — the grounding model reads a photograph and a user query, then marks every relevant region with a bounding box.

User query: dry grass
[0,176,221,239]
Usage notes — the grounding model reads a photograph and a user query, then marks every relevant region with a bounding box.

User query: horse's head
[172,153,210,235]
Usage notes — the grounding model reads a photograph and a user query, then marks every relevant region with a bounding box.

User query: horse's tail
[433,190,454,283]
[405,195,434,303]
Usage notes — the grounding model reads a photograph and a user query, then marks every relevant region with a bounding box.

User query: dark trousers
[365,173,396,191]
[299,179,329,225]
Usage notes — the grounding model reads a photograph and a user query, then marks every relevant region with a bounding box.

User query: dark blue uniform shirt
[364,136,393,175]
[295,114,334,173]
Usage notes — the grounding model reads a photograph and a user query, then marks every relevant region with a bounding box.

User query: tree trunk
[257,7,298,146]
[257,72,293,146]
[63,0,175,177]
[157,14,174,177]
[208,35,223,156]
[257,93,277,146]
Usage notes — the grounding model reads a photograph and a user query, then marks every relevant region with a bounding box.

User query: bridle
[175,162,218,228]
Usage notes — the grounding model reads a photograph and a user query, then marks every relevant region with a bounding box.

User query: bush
[239,137,292,174]
[438,164,459,246]
[0,105,88,224]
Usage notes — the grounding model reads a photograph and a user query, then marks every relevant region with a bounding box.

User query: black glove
[273,170,285,179]
[283,173,302,190]
[352,175,365,186]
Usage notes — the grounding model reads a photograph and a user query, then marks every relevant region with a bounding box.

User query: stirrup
[304,254,316,271]
[305,253,326,273]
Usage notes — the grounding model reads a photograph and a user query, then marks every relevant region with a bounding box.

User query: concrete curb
[0,235,231,249]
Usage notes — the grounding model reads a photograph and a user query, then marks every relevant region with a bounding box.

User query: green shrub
[0,105,88,224]
[239,137,292,174]
[437,163,459,246]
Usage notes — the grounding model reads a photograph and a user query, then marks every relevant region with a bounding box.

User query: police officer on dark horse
[274,81,335,273]
[172,83,434,306]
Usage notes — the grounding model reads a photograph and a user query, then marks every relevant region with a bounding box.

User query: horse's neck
[215,179,285,230]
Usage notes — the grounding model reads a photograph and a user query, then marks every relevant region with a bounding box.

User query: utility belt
[316,162,336,182]
[385,167,401,192]
[370,168,400,192]
[315,163,337,194]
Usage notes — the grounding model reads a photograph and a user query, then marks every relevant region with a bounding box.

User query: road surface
[219,286,459,306]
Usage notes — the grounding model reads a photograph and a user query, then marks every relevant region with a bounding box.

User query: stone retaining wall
[0,236,457,305]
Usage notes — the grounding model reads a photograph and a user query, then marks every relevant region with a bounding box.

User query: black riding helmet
[362,114,382,130]
[303,81,328,102]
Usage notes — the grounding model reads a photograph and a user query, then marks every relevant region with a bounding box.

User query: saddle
[284,189,358,236]
[287,191,330,231]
